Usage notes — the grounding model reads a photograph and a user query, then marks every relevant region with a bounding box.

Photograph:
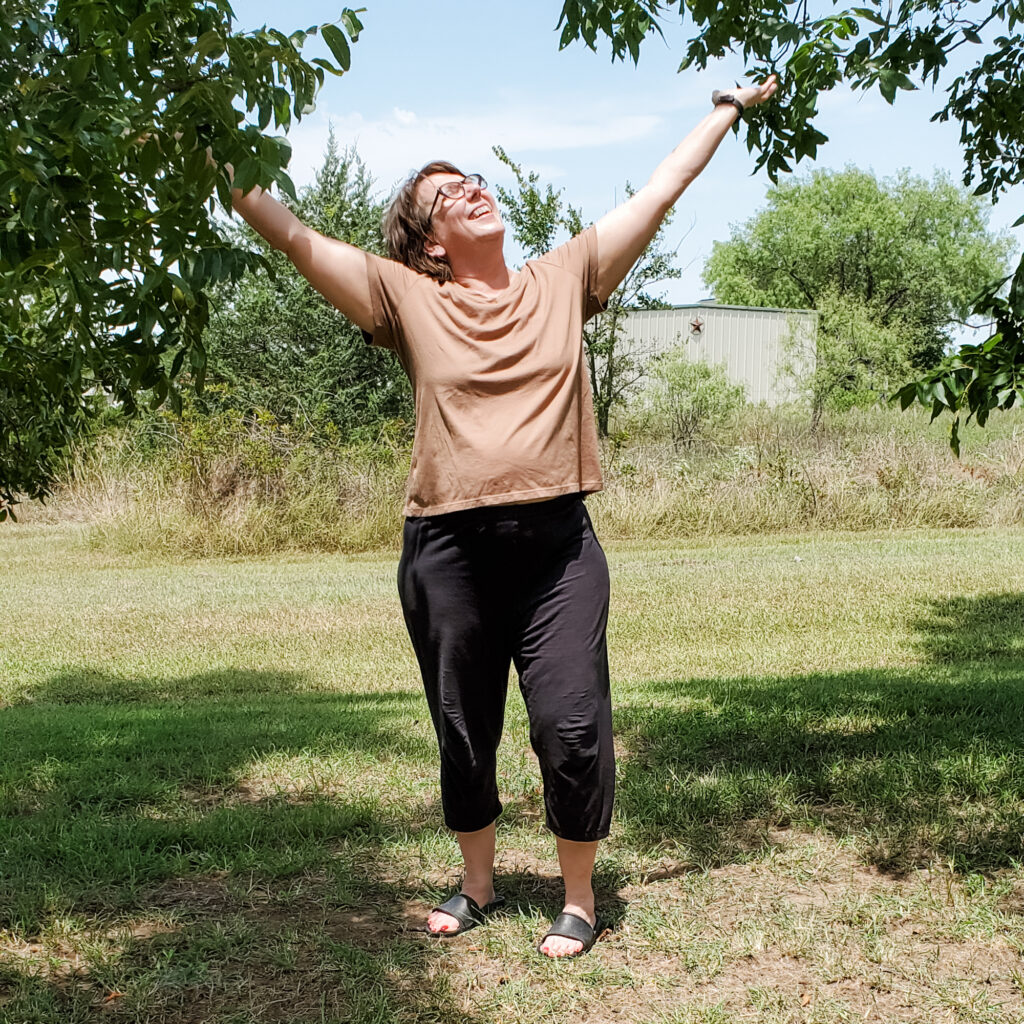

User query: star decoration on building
[689,316,704,336]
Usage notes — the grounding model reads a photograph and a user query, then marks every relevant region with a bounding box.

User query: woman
[229,76,778,958]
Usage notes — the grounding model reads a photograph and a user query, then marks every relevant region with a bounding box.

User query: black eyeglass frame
[425,173,487,227]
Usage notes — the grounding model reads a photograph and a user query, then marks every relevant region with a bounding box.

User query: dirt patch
[144,871,238,913]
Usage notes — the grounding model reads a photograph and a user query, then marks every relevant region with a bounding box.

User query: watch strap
[711,90,745,116]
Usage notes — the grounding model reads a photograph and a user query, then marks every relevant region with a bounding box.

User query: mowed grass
[1,523,1023,1023]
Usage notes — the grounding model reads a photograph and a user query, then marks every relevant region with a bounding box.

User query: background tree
[0,0,361,515]
[705,168,1011,367]
[702,167,1012,418]
[201,134,412,438]
[493,146,682,436]
[556,0,1024,443]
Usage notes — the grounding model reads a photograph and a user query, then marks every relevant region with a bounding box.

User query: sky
[235,0,1023,307]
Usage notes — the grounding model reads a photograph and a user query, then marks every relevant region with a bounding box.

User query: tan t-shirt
[364,227,607,517]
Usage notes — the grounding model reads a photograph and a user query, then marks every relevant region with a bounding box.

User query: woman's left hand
[734,74,779,109]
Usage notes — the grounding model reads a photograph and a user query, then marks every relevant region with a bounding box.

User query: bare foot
[427,883,495,934]
[539,903,596,958]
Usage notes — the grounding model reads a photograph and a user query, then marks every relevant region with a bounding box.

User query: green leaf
[320,24,351,72]
[190,339,207,391]
[196,29,225,60]
[341,8,364,41]
[879,69,898,103]
[150,375,169,409]
[139,138,160,181]
[170,347,186,378]
[274,169,297,201]
[895,382,917,410]
[850,7,886,26]
[68,52,94,86]
[311,57,344,78]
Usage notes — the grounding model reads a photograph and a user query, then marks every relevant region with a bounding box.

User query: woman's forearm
[594,104,739,296]
[594,77,777,298]
[644,103,740,214]
[229,181,305,256]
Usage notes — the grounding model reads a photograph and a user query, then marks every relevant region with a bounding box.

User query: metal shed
[618,303,818,406]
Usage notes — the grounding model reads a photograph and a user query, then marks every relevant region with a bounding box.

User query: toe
[427,911,460,934]
[541,936,584,958]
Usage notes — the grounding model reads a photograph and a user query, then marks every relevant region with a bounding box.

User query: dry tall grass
[16,403,1024,555]
[592,404,1024,539]
[20,412,409,556]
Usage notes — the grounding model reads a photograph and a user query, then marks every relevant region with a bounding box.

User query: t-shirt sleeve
[536,224,608,321]
[362,251,420,349]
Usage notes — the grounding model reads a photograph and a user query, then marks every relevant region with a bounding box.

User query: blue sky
[236,0,1023,306]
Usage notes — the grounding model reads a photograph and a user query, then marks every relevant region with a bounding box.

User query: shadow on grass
[615,591,1024,873]
[3,592,1022,1020]
[0,667,614,1023]
[1,669,437,924]
[0,667,481,1022]
[914,590,1024,664]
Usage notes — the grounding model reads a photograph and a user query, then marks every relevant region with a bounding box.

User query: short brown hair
[383,160,464,282]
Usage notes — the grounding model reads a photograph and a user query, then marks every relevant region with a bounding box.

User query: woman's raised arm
[230,182,375,333]
[593,76,778,301]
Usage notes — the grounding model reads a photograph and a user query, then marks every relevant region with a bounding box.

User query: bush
[817,294,916,412]
[648,353,747,446]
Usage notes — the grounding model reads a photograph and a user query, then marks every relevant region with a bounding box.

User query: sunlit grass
[1,525,1023,1022]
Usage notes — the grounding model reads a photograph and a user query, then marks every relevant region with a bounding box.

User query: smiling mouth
[469,206,491,220]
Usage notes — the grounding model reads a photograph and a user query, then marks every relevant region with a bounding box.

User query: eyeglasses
[426,173,487,225]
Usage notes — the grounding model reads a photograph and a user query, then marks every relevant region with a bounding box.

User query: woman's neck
[448,243,512,295]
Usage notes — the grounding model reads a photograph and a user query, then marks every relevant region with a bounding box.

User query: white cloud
[282,103,664,192]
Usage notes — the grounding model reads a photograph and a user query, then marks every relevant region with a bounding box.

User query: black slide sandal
[426,893,506,937]
[538,911,605,958]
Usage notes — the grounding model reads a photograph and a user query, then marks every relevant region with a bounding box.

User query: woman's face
[418,171,505,263]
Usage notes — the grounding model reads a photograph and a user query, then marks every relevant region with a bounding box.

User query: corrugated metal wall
[618,304,818,406]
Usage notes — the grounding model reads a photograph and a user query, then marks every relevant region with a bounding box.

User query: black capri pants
[397,494,614,842]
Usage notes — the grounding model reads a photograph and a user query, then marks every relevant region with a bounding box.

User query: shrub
[648,353,747,446]
[780,292,919,424]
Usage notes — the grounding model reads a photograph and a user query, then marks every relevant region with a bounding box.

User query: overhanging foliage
[1,0,362,515]
[556,0,1024,448]
[895,264,1023,456]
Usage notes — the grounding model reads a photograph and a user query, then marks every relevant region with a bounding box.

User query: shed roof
[637,302,817,316]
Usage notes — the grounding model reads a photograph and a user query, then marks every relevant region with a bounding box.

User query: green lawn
[2,524,1023,1023]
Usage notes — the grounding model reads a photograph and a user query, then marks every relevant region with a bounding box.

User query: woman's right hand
[734,74,779,110]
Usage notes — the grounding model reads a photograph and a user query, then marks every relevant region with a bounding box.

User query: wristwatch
[711,90,745,116]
